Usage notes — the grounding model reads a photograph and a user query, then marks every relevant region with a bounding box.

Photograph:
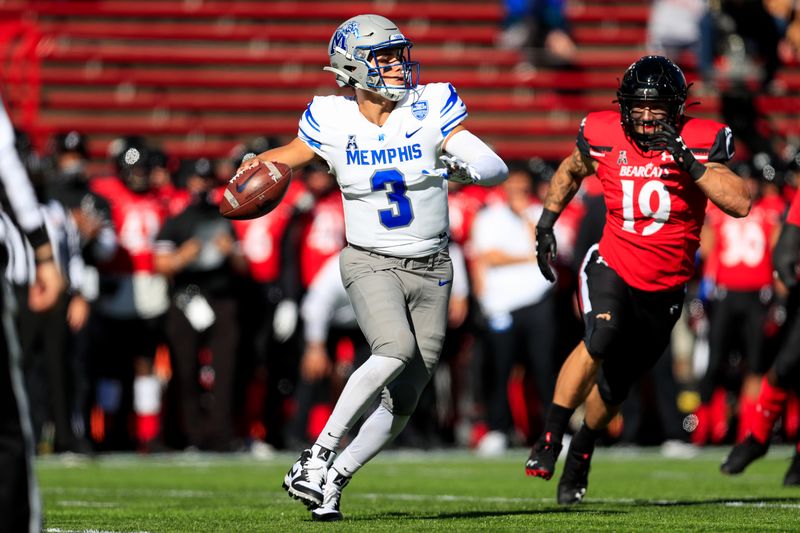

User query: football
[219,158,292,220]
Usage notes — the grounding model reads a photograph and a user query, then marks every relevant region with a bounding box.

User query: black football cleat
[525,432,563,480]
[557,448,592,505]
[783,451,800,487]
[720,435,769,475]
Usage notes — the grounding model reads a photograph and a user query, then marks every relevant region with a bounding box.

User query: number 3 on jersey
[371,169,414,229]
[621,179,671,236]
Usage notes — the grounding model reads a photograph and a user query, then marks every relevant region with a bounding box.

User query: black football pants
[0,283,40,532]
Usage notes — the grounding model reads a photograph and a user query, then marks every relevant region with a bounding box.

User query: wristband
[537,208,560,230]
[25,225,50,250]
[688,160,706,181]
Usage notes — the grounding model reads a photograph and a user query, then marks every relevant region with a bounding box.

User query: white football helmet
[324,14,420,102]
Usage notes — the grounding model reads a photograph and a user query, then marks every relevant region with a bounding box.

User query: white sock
[315,355,405,451]
[133,375,161,415]
[331,405,409,477]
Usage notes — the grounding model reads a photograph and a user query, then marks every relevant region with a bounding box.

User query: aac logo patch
[411,101,428,120]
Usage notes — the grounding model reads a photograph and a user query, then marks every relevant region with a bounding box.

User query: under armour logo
[596,312,612,321]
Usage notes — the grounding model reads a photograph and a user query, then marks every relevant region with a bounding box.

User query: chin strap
[323,66,364,89]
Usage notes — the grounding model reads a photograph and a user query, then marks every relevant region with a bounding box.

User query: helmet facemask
[618,95,685,149]
[359,43,419,101]
[616,55,688,150]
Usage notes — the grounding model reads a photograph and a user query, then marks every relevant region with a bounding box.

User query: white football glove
[272,299,298,342]
[423,155,480,184]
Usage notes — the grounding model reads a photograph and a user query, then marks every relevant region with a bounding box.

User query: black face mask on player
[616,55,688,151]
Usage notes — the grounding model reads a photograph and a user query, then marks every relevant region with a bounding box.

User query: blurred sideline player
[89,138,170,451]
[230,151,309,450]
[721,187,800,485]
[44,131,117,452]
[525,55,750,504]
[694,170,782,445]
[0,98,64,533]
[154,159,243,451]
[238,14,508,520]
[16,139,89,454]
[470,165,556,455]
[438,180,484,445]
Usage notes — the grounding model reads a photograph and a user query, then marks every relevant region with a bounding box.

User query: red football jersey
[232,179,307,283]
[579,111,734,291]
[787,191,800,226]
[153,182,192,218]
[707,198,779,290]
[759,192,787,222]
[448,185,485,247]
[299,190,346,288]
[90,176,168,274]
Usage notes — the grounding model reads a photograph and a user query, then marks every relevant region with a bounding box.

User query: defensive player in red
[525,55,751,504]
[694,174,782,445]
[720,186,800,485]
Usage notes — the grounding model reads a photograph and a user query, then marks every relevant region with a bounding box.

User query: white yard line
[55,500,118,508]
[43,486,800,510]
[45,529,151,533]
[724,501,800,509]
[43,487,215,498]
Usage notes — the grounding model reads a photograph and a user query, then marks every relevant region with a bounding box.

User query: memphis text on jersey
[346,143,423,166]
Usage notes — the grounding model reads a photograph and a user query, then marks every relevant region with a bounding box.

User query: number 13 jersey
[298,83,467,257]
[578,111,734,291]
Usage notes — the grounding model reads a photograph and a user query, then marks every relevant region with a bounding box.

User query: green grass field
[38,446,800,532]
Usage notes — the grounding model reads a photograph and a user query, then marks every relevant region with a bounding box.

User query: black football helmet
[110,136,152,193]
[53,130,89,158]
[616,55,688,148]
[50,130,90,183]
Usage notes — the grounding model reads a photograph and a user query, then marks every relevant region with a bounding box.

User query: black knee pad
[586,325,619,361]
[381,381,421,416]
[597,366,631,406]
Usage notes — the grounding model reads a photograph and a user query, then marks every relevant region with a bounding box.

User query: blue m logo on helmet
[330,21,360,55]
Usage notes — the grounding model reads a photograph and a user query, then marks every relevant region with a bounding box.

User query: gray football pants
[339,245,452,415]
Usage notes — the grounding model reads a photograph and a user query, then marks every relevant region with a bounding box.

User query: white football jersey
[298,83,467,257]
